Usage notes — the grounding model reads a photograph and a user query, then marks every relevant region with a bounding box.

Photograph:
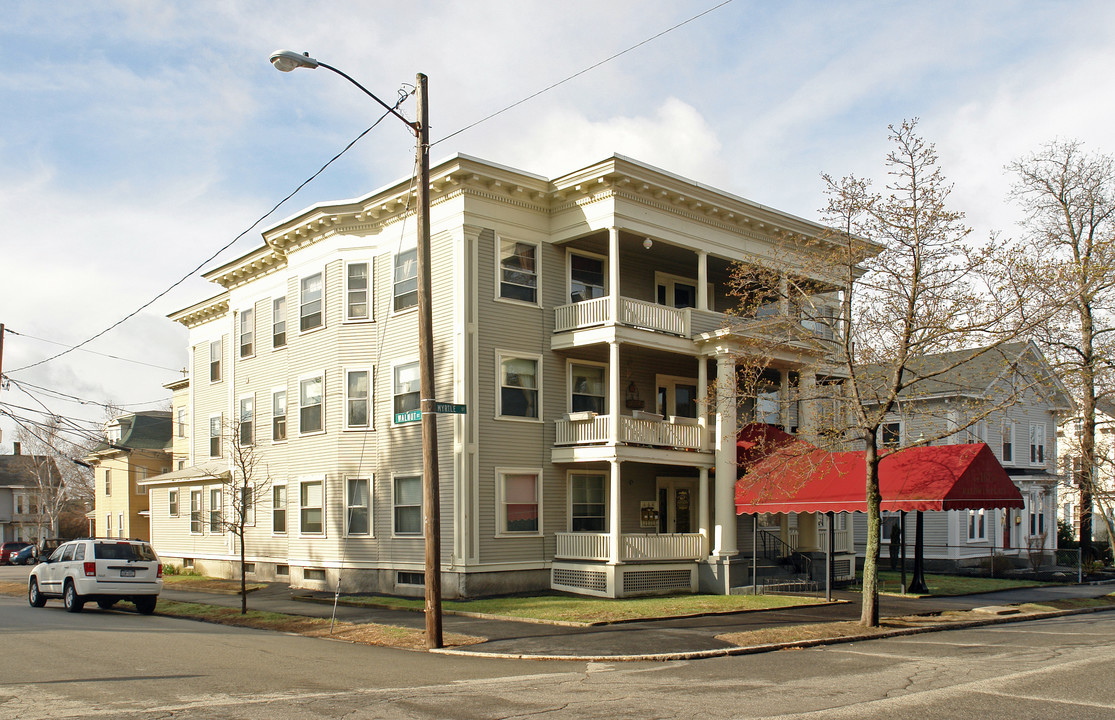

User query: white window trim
[392,473,423,538]
[271,387,288,444]
[967,509,987,542]
[272,296,288,350]
[343,259,373,323]
[1001,420,1015,464]
[654,374,700,419]
[392,359,421,426]
[209,485,223,534]
[298,475,326,537]
[168,489,179,517]
[495,234,541,307]
[238,393,255,447]
[567,249,608,303]
[189,487,203,535]
[567,470,609,533]
[495,467,543,537]
[392,247,419,316]
[209,338,223,384]
[567,359,608,415]
[343,366,375,431]
[344,476,373,538]
[1029,422,1047,465]
[496,351,543,423]
[653,270,710,310]
[879,417,904,448]
[297,370,326,437]
[208,414,223,458]
[299,269,326,335]
[271,481,288,536]
[239,307,255,359]
[241,482,256,527]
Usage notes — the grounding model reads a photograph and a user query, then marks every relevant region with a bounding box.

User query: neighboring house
[856,342,1074,568]
[142,153,860,598]
[85,411,173,541]
[1058,399,1115,544]
[0,443,63,543]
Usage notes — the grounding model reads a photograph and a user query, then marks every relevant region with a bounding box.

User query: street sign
[394,403,466,424]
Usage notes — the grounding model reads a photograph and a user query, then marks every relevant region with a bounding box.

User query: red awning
[734,428,1024,514]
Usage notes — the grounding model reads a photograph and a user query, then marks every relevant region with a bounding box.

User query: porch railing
[554,415,703,450]
[554,296,690,336]
[555,532,705,562]
[788,526,854,554]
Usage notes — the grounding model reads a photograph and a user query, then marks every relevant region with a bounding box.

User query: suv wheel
[63,581,84,613]
[133,596,157,615]
[28,579,46,608]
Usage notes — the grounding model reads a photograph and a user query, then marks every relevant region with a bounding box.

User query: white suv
[28,538,163,614]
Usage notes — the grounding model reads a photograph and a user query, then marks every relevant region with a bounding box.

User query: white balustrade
[618,298,689,336]
[555,416,610,445]
[555,532,611,561]
[555,296,611,332]
[619,416,702,450]
[556,532,704,561]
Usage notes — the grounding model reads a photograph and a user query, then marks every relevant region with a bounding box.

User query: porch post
[609,459,622,565]
[697,357,709,451]
[780,369,791,431]
[699,467,710,556]
[608,226,621,316]
[714,354,738,558]
[697,250,709,311]
[797,512,820,552]
[799,370,817,441]
[608,341,621,445]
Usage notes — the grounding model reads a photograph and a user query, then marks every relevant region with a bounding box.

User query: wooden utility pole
[414,73,443,649]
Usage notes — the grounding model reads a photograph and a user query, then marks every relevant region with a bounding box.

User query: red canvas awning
[734,427,1024,514]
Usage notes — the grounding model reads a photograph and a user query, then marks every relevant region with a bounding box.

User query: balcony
[554,414,703,451]
[555,297,694,336]
[555,532,706,562]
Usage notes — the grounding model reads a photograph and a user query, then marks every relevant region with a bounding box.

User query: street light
[269,50,442,649]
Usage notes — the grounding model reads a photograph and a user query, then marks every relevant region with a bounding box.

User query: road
[2,591,1114,719]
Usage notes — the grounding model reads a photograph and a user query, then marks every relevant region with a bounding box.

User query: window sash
[346,262,370,320]
[300,481,323,534]
[272,485,287,533]
[571,474,606,532]
[209,416,221,457]
[240,308,254,357]
[346,478,370,535]
[570,364,606,414]
[300,273,323,332]
[272,390,287,441]
[570,254,605,301]
[239,397,254,446]
[209,488,222,532]
[190,490,202,533]
[394,362,420,417]
[500,239,537,302]
[500,357,539,418]
[394,476,422,535]
[300,376,324,434]
[501,473,539,533]
[210,339,222,382]
[273,296,287,348]
[393,249,418,311]
[168,490,179,517]
[347,370,371,428]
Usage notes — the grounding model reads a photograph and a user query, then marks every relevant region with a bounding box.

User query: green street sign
[435,403,467,414]
[394,404,466,424]
[394,410,422,424]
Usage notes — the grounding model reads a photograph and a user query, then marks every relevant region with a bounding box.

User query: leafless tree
[16,419,88,540]
[1006,140,1115,559]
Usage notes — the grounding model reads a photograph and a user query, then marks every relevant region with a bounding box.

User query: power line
[6,377,167,411]
[3,328,183,373]
[433,0,736,146]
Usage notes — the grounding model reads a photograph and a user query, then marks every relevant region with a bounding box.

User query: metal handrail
[758,529,813,576]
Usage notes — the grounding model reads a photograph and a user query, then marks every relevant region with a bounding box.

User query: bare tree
[730,120,1036,626]
[202,417,271,614]
[1007,140,1115,559]
[16,420,81,540]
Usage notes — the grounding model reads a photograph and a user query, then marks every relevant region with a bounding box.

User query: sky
[3,0,1115,452]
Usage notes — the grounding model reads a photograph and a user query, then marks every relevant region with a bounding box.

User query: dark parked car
[11,545,39,565]
[0,541,32,565]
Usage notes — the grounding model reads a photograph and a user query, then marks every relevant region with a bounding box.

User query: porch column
[697,250,709,311]
[778,274,790,316]
[609,341,621,445]
[780,369,791,431]
[609,459,622,564]
[697,357,709,451]
[797,512,820,552]
[799,370,817,441]
[714,354,738,557]
[699,467,710,556]
[608,227,621,315]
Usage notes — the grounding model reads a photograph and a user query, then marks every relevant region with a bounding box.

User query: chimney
[13,442,20,455]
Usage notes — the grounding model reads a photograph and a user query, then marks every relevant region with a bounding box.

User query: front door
[657,478,696,534]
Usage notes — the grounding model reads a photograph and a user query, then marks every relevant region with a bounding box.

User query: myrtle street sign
[394,403,466,424]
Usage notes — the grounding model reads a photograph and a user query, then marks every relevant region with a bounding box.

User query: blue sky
[3,0,1114,450]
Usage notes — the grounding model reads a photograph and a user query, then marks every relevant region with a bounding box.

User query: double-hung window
[393,476,422,536]
[300,374,324,434]
[177,407,187,437]
[209,487,222,532]
[498,470,540,535]
[570,473,606,532]
[346,262,370,320]
[570,363,606,414]
[168,489,179,517]
[272,484,287,533]
[300,272,323,332]
[346,477,370,536]
[569,252,605,302]
[393,249,418,311]
[499,238,538,303]
[393,362,420,423]
[239,308,254,357]
[967,509,986,541]
[210,338,222,382]
[499,355,539,419]
[190,490,202,534]
[300,479,323,534]
[209,416,222,457]
[272,390,287,442]
[272,296,287,348]
[346,369,371,429]
[1002,421,1014,462]
[239,395,254,447]
[105,469,112,496]
[1030,423,1046,464]
[881,420,902,448]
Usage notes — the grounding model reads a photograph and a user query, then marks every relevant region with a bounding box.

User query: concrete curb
[431,603,1115,663]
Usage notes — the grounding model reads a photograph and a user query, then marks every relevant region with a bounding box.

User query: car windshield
[93,542,157,561]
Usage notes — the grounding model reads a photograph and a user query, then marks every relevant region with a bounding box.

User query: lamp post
[269,51,442,649]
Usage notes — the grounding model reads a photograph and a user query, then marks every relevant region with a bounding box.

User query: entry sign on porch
[393,403,467,424]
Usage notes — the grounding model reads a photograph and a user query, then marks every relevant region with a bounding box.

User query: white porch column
[609,341,621,445]
[780,369,791,431]
[609,459,622,564]
[799,370,817,440]
[699,467,710,556]
[608,227,621,315]
[714,354,738,557]
[697,357,709,451]
[697,250,709,311]
[797,512,820,552]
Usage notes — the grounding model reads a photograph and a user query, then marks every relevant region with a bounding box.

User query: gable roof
[0,454,62,488]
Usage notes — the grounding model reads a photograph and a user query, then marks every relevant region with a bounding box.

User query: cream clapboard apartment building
[143,154,855,598]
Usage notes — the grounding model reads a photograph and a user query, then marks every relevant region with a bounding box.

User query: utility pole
[414,73,443,650]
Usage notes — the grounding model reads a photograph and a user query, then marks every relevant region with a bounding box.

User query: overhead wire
[3,328,183,373]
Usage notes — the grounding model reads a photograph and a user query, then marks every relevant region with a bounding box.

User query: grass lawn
[865,571,1055,597]
[332,592,829,624]
[162,575,267,593]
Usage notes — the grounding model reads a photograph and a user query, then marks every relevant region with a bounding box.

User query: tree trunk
[861,431,881,627]
[240,520,247,615]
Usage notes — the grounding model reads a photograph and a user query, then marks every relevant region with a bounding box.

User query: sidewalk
[159,581,1115,661]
